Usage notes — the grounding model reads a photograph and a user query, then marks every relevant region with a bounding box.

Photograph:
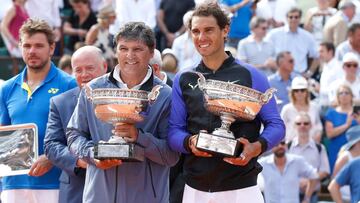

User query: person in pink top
[0,0,29,57]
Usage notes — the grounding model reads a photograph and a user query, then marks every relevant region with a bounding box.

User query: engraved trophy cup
[86,85,161,161]
[195,73,276,157]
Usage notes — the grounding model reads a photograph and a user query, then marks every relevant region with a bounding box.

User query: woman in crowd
[281,76,323,143]
[0,0,29,57]
[63,0,97,52]
[85,4,116,68]
[325,84,358,174]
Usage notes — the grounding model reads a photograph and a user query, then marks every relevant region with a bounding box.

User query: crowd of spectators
[1,0,360,202]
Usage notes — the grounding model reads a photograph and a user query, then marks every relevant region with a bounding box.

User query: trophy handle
[148,85,162,103]
[84,84,93,101]
[260,88,277,104]
[195,72,206,90]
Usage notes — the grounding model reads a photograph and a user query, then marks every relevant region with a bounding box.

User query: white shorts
[182,184,264,203]
[1,189,59,203]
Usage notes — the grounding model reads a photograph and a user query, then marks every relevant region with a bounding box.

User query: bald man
[44,46,107,203]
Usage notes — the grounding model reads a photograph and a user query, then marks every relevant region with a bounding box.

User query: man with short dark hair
[268,51,297,112]
[259,140,319,203]
[319,42,343,106]
[168,2,285,202]
[0,19,77,203]
[266,7,319,75]
[67,22,179,203]
[335,23,360,62]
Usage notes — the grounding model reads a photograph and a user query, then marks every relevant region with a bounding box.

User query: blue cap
[344,125,360,150]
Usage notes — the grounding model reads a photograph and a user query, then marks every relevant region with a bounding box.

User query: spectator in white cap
[329,52,360,105]
[149,49,173,87]
[281,76,323,142]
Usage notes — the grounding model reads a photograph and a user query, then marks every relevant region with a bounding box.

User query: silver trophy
[0,123,38,176]
[86,85,161,161]
[195,72,276,157]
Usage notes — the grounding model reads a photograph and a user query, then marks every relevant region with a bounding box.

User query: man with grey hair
[44,46,107,203]
[266,7,319,75]
[323,0,357,47]
[67,22,179,203]
[237,16,276,76]
[149,49,173,87]
[172,10,201,70]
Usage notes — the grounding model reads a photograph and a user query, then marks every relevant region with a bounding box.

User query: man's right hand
[188,135,212,157]
[76,159,88,169]
[93,159,122,170]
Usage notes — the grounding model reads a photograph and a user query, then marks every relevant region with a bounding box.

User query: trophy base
[94,142,144,162]
[196,131,242,157]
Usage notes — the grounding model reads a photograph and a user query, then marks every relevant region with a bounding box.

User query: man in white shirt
[259,140,318,203]
[25,0,62,42]
[109,0,156,34]
[266,7,319,74]
[319,42,343,106]
[237,16,276,76]
[288,112,330,203]
[255,0,297,28]
[171,10,201,70]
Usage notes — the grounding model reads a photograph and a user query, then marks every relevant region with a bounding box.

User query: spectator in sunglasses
[288,112,330,203]
[325,84,360,173]
[329,52,360,105]
[281,76,323,143]
[237,16,276,76]
[266,7,319,75]
[259,139,319,203]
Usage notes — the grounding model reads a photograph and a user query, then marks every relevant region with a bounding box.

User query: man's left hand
[113,123,139,143]
[223,137,262,166]
[28,154,53,176]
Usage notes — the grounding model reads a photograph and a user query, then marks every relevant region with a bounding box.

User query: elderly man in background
[44,46,107,203]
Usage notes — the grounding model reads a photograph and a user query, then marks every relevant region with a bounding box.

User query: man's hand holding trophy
[85,85,162,163]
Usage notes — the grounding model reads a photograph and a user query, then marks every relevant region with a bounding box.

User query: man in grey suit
[44,46,107,203]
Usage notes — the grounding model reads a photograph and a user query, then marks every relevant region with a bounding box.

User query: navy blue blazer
[44,87,85,203]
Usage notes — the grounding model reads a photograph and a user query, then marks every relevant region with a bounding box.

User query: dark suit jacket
[44,87,85,203]
[166,74,173,87]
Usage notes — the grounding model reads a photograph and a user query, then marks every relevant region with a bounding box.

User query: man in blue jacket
[168,2,285,202]
[0,19,77,203]
[67,22,179,203]
[44,46,107,203]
